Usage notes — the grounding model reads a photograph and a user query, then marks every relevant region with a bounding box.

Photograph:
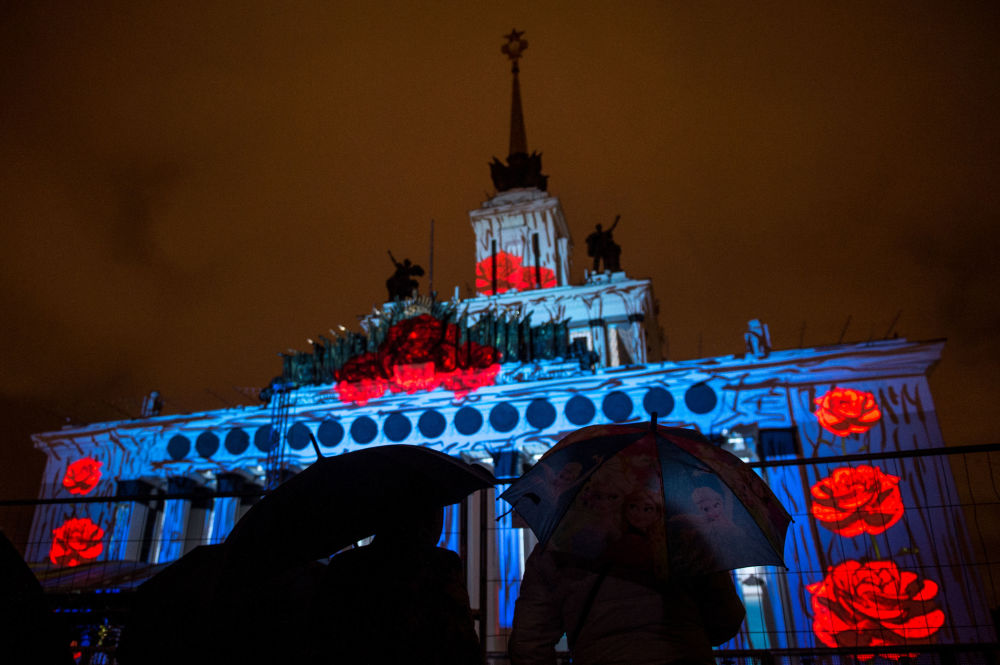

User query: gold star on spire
[502,29,528,70]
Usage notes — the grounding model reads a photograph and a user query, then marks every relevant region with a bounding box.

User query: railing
[2,443,998,664]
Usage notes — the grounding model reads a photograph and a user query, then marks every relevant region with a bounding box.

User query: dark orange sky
[2,2,998,498]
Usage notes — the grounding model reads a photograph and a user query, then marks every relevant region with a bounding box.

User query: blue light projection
[495,485,522,630]
[27,335,995,647]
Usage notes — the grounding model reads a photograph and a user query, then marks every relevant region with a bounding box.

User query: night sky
[2,2,998,499]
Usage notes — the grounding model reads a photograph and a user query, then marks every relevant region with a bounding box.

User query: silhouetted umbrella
[117,544,228,665]
[501,423,791,583]
[223,444,495,577]
[119,544,329,665]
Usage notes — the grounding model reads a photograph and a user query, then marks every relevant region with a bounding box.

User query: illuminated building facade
[26,31,995,655]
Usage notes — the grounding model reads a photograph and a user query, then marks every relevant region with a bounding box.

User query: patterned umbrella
[500,423,791,581]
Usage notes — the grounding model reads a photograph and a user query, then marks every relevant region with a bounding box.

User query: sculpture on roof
[586,215,622,273]
[386,251,424,301]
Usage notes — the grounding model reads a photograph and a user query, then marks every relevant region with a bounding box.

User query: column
[154,477,201,563]
[107,479,157,562]
[208,473,262,544]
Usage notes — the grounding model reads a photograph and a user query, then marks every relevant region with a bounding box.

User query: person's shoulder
[425,546,463,571]
[326,546,382,574]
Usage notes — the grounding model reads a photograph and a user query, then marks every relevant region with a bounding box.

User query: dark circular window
[287,422,312,451]
[383,412,412,442]
[602,391,633,423]
[685,383,718,415]
[454,406,483,435]
[418,410,447,439]
[317,419,345,448]
[489,403,519,433]
[642,387,675,418]
[224,428,250,455]
[526,399,556,430]
[167,435,190,460]
[195,431,219,458]
[350,417,378,444]
[254,425,276,452]
[565,395,595,426]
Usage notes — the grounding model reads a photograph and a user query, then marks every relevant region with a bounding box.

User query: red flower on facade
[475,251,556,295]
[811,465,904,537]
[807,560,945,658]
[62,457,103,495]
[50,517,105,567]
[334,314,501,404]
[814,387,882,436]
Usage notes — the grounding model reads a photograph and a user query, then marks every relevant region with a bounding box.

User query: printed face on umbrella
[501,425,791,582]
[625,491,661,531]
[693,487,725,523]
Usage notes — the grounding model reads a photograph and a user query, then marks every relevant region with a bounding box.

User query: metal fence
[2,443,998,664]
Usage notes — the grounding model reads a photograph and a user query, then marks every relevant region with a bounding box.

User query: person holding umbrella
[503,422,791,665]
[508,538,745,665]
[311,502,484,665]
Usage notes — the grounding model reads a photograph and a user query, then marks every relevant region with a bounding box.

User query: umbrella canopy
[500,423,791,581]
[117,545,228,665]
[223,444,495,576]
[119,544,330,665]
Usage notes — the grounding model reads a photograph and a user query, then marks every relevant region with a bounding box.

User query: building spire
[503,29,529,157]
[489,29,548,192]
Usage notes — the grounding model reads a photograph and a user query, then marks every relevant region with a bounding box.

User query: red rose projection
[50,517,105,567]
[807,560,945,658]
[814,387,882,436]
[811,465,904,537]
[335,314,500,404]
[62,457,103,495]
[475,251,556,295]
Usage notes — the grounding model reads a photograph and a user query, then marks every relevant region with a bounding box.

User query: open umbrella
[223,444,495,577]
[117,545,228,665]
[500,422,791,582]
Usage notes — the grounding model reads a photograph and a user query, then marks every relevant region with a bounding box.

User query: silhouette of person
[312,504,483,665]
[509,540,744,665]
[585,215,622,273]
[386,251,425,300]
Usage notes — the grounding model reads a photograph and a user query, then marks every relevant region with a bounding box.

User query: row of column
[106,473,264,564]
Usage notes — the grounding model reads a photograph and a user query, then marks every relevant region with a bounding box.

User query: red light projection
[807,560,945,658]
[814,387,882,436]
[62,457,103,496]
[50,517,105,567]
[335,314,500,405]
[475,251,556,295]
[811,465,904,537]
